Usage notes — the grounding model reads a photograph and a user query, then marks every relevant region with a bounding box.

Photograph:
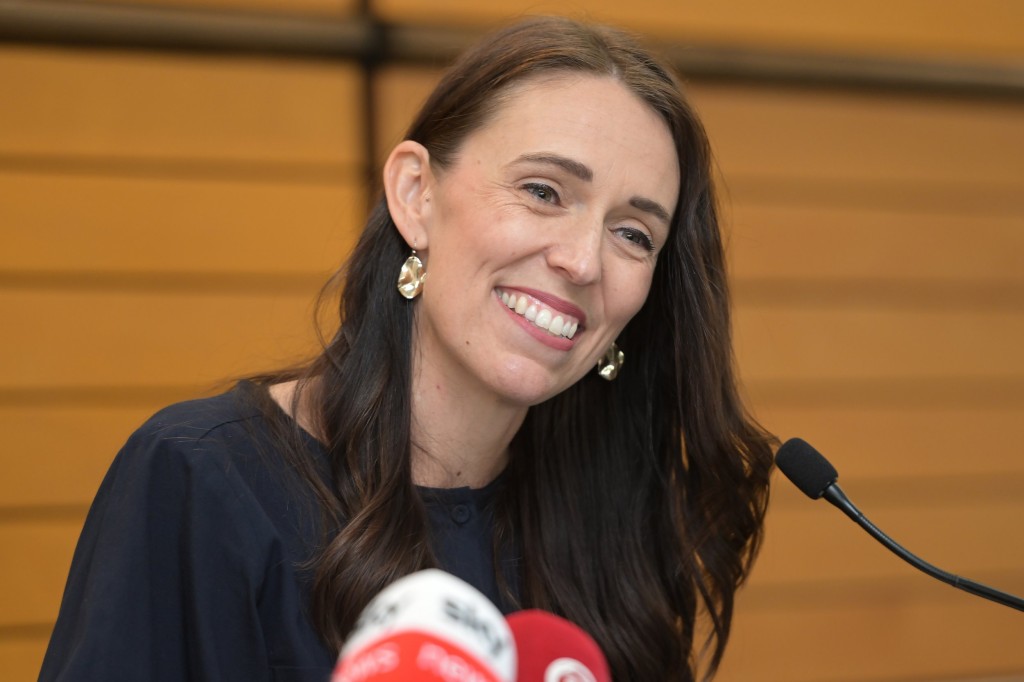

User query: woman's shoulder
[41,382,335,679]
[116,381,295,474]
[101,381,321,551]
[133,382,263,448]
[106,382,299,514]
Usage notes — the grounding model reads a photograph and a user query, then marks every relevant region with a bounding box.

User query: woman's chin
[485,360,585,408]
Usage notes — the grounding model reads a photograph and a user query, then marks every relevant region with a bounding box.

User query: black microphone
[776,438,1024,612]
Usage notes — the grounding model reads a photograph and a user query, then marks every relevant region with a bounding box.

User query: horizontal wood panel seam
[0,623,53,639]
[770,473,1024,509]
[0,271,329,295]
[747,377,1024,408]
[733,279,1024,312]
[0,385,229,407]
[0,504,89,520]
[0,153,363,184]
[738,568,1024,610]
[723,175,1024,216]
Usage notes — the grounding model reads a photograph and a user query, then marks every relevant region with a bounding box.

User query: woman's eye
[618,227,656,252]
[523,183,559,204]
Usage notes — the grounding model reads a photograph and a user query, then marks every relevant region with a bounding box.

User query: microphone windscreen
[332,569,516,682]
[775,438,839,499]
[506,610,611,682]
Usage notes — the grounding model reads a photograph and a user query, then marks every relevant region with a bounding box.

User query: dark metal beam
[0,0,375,57]
[2,0,1023,98]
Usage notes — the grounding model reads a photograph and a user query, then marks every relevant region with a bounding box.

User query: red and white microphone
[506,610,611,682]
[331,569,517,682]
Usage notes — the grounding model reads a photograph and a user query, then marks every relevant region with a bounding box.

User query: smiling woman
[39,16,774,682]
[387,74,679,427]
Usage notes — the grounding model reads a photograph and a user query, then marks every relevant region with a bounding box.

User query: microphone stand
[823,482,1024,612]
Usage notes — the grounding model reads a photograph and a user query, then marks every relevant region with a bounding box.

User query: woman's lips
[507,286,587,327]
[495,289,580,351]
[495,288,582,339]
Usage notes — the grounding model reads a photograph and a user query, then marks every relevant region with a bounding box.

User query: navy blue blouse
[39,384,515,682]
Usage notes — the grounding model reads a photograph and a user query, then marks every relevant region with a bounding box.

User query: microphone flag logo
[333,570,516,682]
[544,658,597,682]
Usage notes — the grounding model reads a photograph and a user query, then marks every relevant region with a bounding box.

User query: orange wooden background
[2,1,1023,680]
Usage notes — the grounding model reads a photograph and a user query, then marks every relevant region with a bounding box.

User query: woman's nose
[545,216,603,285]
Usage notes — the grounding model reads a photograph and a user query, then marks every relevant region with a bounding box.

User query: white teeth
[498,290,580,339]
[535,308,552,329]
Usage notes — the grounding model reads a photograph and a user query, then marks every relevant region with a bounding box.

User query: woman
[41,16,774,682]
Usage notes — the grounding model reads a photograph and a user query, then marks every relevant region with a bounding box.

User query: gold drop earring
[396,247,427,299]
[597,342,624,381]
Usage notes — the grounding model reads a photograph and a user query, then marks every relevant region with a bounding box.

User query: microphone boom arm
[823,483,1024,612]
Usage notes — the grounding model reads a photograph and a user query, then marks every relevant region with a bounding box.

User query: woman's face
[412,74,680,407]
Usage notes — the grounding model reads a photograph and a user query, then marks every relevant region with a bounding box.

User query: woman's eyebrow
[630,196,671,226]
[510,152,593,182]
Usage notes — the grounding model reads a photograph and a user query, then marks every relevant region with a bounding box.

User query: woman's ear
[383,140,434,250]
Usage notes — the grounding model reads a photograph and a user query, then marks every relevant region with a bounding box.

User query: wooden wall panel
[701,69,1024,680]
[719,586,1024,681]
[0,173,363,275]
[734,306,1024,381]
[372,0,1024,64]
[117,0,359,15]
[755,406,1024,478]
[1,290,325,388]
[0,640,51,682]
[0,45,362,165]
[1,37,368,680]
[1,404,172,507]
[691,85,1024,186]
[372,66,441,165]
[727,205,1024,283]
[0,521,79,628]
[754,483,1024,585]
[721,480,1024,680]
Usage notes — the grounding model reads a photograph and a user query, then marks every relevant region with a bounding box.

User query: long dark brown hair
[251,16,774,681]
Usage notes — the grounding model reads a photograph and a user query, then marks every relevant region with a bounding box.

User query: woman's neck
[268,371,524,490]
[408,364,526,489]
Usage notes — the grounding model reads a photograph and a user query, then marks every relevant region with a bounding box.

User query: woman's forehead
[459,74,680,207]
